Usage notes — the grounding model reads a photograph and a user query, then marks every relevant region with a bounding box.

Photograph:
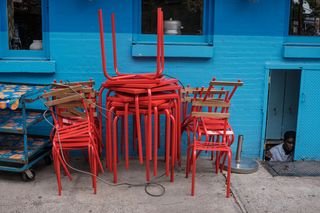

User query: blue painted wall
[1,0,320,159]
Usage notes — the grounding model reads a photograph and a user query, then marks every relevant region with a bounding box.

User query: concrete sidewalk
[0,158,240,213]
[0,159,319,213]
[231,162,320,213]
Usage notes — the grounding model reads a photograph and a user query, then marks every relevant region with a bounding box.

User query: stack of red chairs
[181,83,229,150]
[97,8,181,183]
[44,81,103,195]
[181,78,243,197]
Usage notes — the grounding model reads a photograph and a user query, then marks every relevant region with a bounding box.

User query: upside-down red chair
[97,8,181,183]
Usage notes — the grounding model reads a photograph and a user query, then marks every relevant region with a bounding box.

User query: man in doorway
[266,131,296,161]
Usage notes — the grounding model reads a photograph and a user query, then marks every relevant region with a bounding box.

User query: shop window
[142,0,203,35]
[0,0,48,59]
[133,0,213,45]
[289,0,320,36]
[7,0,43,50]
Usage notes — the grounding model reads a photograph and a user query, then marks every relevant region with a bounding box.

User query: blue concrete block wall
[1,0,319,158]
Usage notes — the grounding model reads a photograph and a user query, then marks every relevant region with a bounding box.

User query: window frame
[132,0,214,46]
[0,0,49,60]
[286,0,320,43]
[283,0,320,59]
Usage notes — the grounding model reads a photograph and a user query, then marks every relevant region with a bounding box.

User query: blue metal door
[282,71,301,135]
[266,71,285,139]
[295,69,320,160]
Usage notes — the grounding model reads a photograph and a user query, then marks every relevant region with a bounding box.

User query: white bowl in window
[29,40,42,50]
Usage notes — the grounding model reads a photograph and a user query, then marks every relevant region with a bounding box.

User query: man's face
[284,137,295,153]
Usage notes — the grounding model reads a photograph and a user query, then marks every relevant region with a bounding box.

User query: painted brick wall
[0,32,284,158]
[1,0,319,158]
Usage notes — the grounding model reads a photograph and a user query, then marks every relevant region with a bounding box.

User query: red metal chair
[97,8,181,183]
[98,8,165,167]
[181,86,228,143]
[185,99,232,197]
[44,83,103,195]
[98,8,164,81]
[181,79,243,164]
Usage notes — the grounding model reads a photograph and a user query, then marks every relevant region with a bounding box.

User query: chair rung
[191,112,229,119]
[210,81,244,86]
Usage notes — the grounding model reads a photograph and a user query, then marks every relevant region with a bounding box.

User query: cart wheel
[21,169,36,182]
[44,155,52,165]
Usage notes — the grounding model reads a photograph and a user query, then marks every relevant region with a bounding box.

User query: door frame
[260,63,320,160]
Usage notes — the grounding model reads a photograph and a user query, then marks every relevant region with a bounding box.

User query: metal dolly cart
[0,82,51,181]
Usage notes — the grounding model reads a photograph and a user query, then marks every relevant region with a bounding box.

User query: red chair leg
[158,113,161,149]
[170,114,176,182]
[144,115,150,182]
[147,89,152,160]
[92,146,97,194]
[92,142,104,174]
[133,115,137,152]
[98,88,104,154]
[56,151,72,180]
[53,150,62,196]
[88,144,94,188]
[107,106,114,171]
[187,129,191,148]
[175,99,181,166]
[165,110,171,177]
[191,147,197,196]
[124,103,129,169]
[153,107,158,176]
[210,136,214,161]
[220,136,232,172]
[226,150,232,198]
[185,144,191,178]
[215,151,220,174]
[120,116,125,158]
[135,95,143,164]
[113,116,119,183]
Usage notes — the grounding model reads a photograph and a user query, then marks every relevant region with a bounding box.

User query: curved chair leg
[57,150,72,180]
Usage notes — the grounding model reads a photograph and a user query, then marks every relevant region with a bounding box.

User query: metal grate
[263,161,320,177]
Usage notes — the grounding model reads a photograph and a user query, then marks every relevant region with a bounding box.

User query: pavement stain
[31,200,42,207]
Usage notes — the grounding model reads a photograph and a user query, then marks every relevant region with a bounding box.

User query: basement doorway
[264,69,301,161]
